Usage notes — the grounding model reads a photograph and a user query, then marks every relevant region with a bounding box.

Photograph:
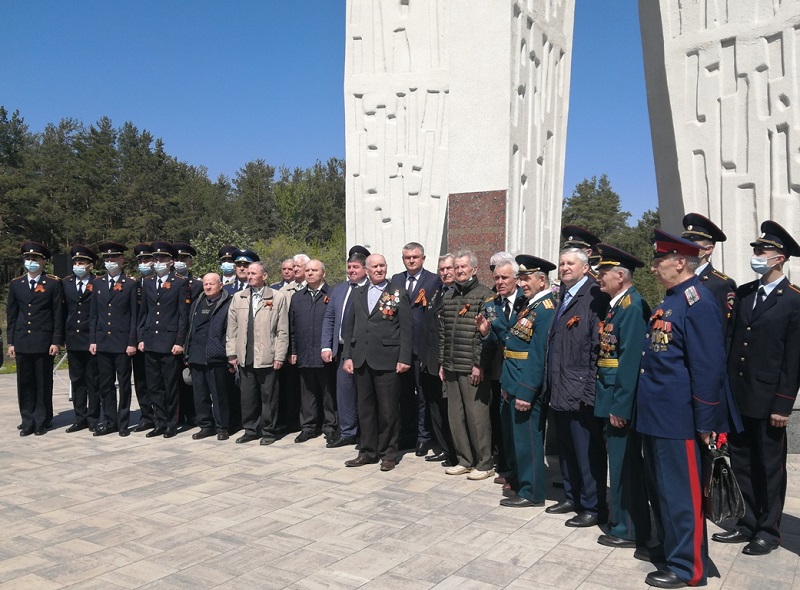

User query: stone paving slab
[0,373,798,589]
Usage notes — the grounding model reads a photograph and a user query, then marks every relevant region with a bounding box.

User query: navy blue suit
[321,280,360,438]
[63,274,99,427]
[391,269,442,447]
[90,273,139,431]
[223,279,248,296]
[131,276,154,426]
[636,275,730,586]
[137,272,190,431]
[6,273,64,432]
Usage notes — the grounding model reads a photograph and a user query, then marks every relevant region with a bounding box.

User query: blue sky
[2,1,656,221]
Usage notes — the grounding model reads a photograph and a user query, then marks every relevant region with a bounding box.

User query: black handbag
[703,441,745,524]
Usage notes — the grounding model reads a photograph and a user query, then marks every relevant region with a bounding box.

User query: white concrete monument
[640,0,800,282]
[344,0,575,269]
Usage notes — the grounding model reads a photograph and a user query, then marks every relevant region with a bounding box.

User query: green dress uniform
[499,290,556,503]
[594,285,651,543]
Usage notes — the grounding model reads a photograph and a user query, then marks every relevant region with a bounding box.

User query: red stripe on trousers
[684,440,703,585]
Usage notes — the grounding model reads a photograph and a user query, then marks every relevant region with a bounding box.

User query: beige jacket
[226,286,289,368]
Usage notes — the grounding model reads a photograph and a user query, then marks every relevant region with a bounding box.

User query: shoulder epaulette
[541,298,554,310]
[711,270,731,281]
[620,294,632,309]
[485,295,496,303]
[14,274,24,280]
[684,285,701,306]
[47,274,60,280]
[788,284,800,295]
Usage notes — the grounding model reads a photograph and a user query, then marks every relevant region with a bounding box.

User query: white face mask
[750,255,779,276]
[153,262,169,274]
[173,261,188,273]
[24,260,41,273]
[104,261,119,273]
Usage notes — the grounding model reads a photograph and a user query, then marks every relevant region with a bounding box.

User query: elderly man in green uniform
[477,255,557,507]
[592,244,652,549]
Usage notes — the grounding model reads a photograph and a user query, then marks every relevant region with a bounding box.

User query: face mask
[73,265,88,278]
[138,263,153,275]
[24,260,40,273]
[104,261,119,273]
[220,262,235,275]
[153,262,169,274]
[750,255,778,275]
[173,261,188,273]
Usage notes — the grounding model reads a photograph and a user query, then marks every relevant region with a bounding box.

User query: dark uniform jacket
[391,269,441,356]
[727,277,800,419]
[438,277,495,373]
[698,262,736,335]
[62,273,95,351]
[290,282,332,368]
[343,281,412,371]
[419,286,447,375]
[594,286,650,421]
[90,273,139,353]
[6,273,64,353]
[137,272,190,353]
[636,275,730,439]
[546,277,608,411]
[179,272,203,302]
[500,291,557,404]
[483,288,525,380]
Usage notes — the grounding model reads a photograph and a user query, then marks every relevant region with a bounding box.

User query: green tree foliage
[0,107,347,299]
[562,175,664,307]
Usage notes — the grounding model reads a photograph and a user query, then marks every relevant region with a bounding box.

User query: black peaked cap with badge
[595,244,644,272]
[561,225,601,251]
[172,242,197,258]
[682,213,727,243]
[349,245,371,258]
[134,243,153,258]
[218,245,238,261]
[70,244,97,262]
[97,241,127,258]
[516,255,556,275]
[151,241,177,258]
[750,220,800,257]
[20,241,51,259]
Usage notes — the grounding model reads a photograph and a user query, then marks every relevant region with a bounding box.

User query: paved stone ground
[0,373,798,589]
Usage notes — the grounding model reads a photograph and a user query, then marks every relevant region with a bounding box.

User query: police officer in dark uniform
[636,230,731,589]
[62,245,99,433]
[137,241,190,438]
[592,244,651,550]
[562,225,602,281]
[6,242,64,436]
[173,241,201,426]
[131,243,156,431]
[716,221,800,556]
[681,213,737,333]
[478,255,557,508]
[89,241,139,436]
[223,249,258,295]
[218,245,238,287]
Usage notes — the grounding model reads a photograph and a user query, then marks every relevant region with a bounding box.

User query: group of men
[5,212,799,589]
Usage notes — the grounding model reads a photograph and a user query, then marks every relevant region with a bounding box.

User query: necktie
[557,291,572,319]
[157,278,163,291]
[78,282,83,294]
[30,279,36,291]
[753,286,766,312]
[503,298,511,319]
[109,278,115,291]
[237,281,244,292]
[407,275,416,295]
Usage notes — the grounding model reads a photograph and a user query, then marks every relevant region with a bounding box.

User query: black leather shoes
[711,530,750,544]
[500,494,544,508]
[380,459,396,471]
[597,534,636,548]
[565,512,599,528]
[93,426,117,437]
[163,428,177,439]
[742,538,779,556]
[34,427,47,436]
[66,422,88,433]
[644,570,687,588]
[415,442,429,457]
[119,429,130,437]
[235,433,259,444]
[294,430,317,443]
[327,435,357,448]
[217,431,229,441]
[133,422,154,432]
[260,437,276,445]
[19,428,34,437]
[425,452,448,462]
[345,455,379,467]
[192,429,215,440]
[146,427,166,438]
[545,500,575,514]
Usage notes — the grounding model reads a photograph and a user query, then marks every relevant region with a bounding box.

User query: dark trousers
[354,364,401,462]
[190,363,232,433]
[240,365,279,439]
[553,407,607,516]
[513,398,546,503]
[144,351,181,429]
[643,435,708,586]
[299,365,337,435]
[67,349,98,425]
[729,416,787,545]
[399,357,429,447]
[605,420,650,543]
[335,346,359,438]
[132,351,154,425]
[16,352,53,431]
[96,351,133,431]
[178,379,196,425]
[277,363,301,433]
[497,384,516,476]
[420,369,455,457]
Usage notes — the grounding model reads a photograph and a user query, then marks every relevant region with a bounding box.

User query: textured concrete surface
[0,373,798,589]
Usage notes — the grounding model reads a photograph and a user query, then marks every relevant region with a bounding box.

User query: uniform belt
[597,359,619,368]
[503,350,528,360]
